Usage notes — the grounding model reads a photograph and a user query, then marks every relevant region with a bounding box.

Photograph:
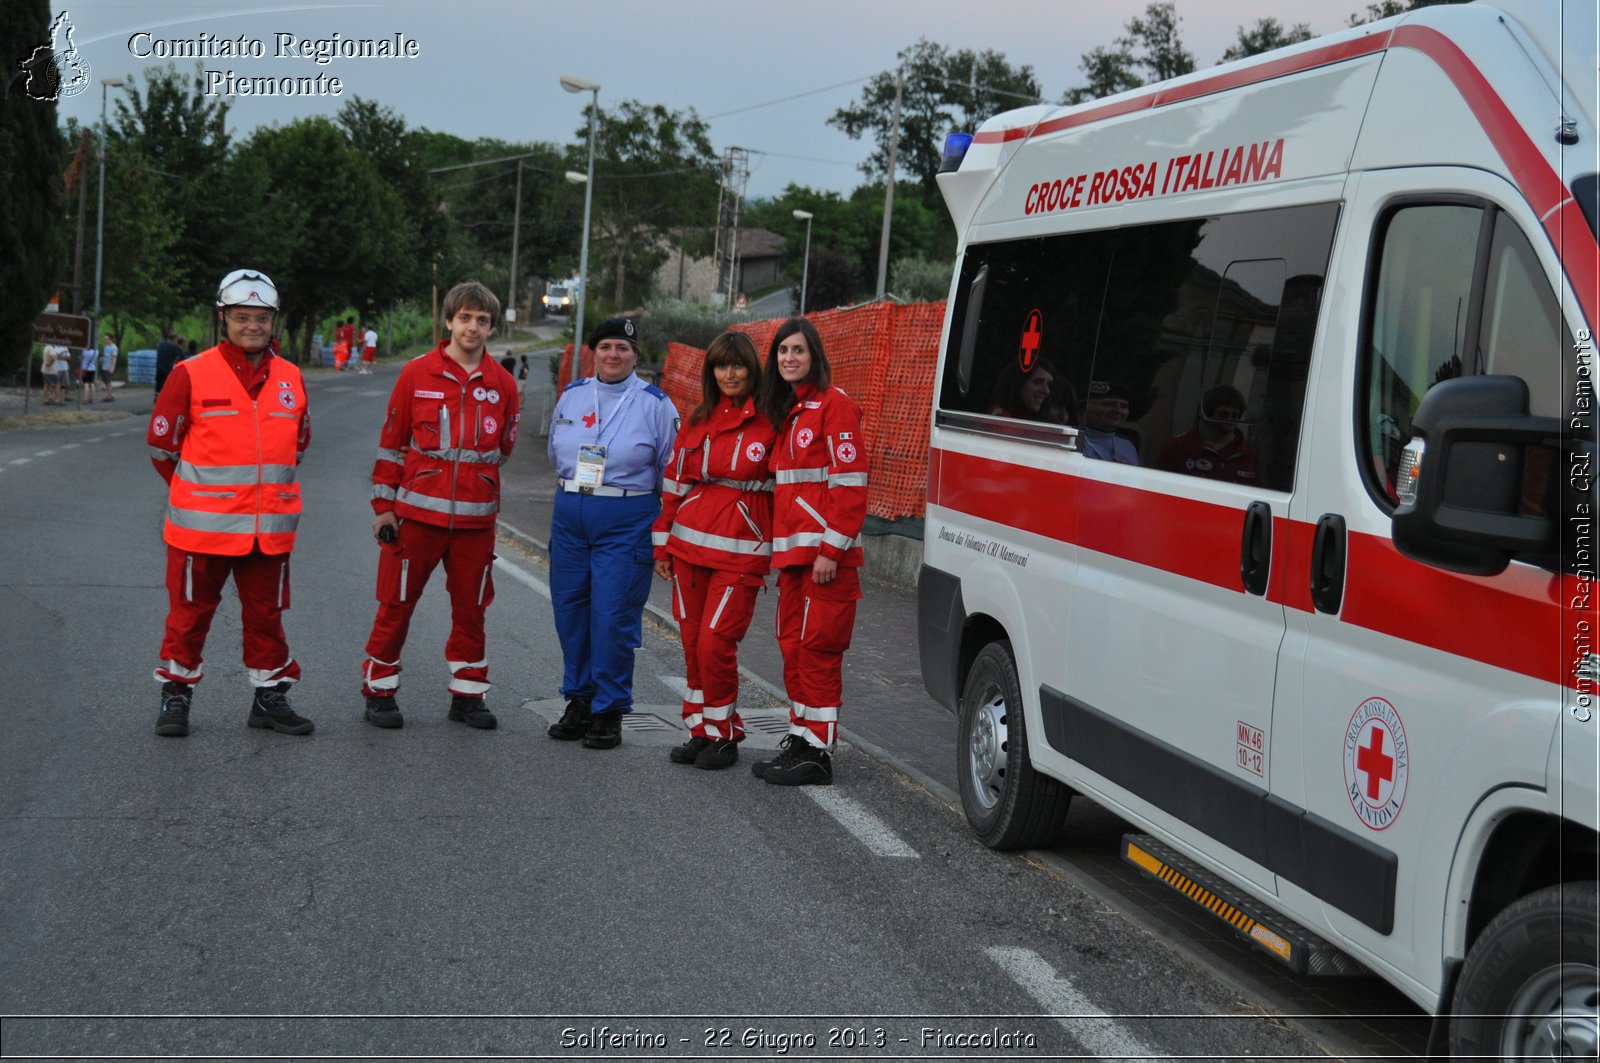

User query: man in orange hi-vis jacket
[146,269,314,739]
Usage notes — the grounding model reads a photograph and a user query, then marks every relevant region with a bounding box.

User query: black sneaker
[248,682,314,735]
[364,695,403,729]
[581,709,623,749]
[694,739,740,771]
[547,698,592,740]
[761,739,832,786]
[155,681,192,737]
[669,735,712,765]
[751,734,805,779]
[448,695,497,730]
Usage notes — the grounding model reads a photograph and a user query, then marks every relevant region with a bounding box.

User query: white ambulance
[919,2,1598,1056]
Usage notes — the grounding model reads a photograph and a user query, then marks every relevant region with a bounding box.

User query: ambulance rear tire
[958,641,1070,850]
[1449,881,1598,1060]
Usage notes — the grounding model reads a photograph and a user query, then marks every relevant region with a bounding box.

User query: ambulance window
[1477,215,1568,419]
[938,230,1115,431]
[1362,205,1482,503]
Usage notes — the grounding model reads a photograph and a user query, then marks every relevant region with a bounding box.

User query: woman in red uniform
[653,331,775,770]
[752,318,868,786]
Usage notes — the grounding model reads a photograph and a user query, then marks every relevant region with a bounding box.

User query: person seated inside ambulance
[1154,384,1260,484]
[987,359,1071,424]
[1079,381,1139,464]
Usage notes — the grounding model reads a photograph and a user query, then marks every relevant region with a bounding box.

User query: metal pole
[508,159,522,334]
[875,69,903,300]
[574,89,597,369]
[91,81,115,368]
[793,211,813,315]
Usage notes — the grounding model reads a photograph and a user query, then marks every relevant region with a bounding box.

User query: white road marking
[803,789,919,858]
[86,438,104,443]
[985,945,1162,1059]
[658,675,689,700]
[360,389,387,397]
[9,458,30,466]
[493,556,549,599]
[325,386,353,393]
[35,450,55,457]
[60,443,80,450]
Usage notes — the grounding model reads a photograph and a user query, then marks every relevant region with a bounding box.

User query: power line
[704,75,873,119]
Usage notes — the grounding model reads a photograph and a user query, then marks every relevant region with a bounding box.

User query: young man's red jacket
[769,383,868,570]
[371,346,520,529]
[652,394,776,574]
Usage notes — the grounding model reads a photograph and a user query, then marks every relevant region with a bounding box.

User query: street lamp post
[560,74,600,365]
[792,210,814,315]
[92,77,125,376]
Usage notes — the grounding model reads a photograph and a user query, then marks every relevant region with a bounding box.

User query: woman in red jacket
[653,331,775,770]
[752,317,867,786]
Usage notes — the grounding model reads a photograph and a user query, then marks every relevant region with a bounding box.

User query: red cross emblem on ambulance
[1019,309,1044,372]
[1343,697,1409,831]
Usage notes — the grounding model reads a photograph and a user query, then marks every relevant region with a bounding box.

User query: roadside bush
[638,298,766,353]
[890,255,955,302]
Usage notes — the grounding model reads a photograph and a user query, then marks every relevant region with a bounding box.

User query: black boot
[759,737,832,786]
[364,695,403,729]
[547,698,592,740]
[155,681,192,737]
[580,709,623,749]
[247,682,314,735]
[695,739,740,771]
[669,735,712,765]
[447,695,497,730]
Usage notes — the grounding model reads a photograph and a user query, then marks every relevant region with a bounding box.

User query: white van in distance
[919,2,1598,1056]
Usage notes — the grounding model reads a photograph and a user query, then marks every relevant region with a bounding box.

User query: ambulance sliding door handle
[1310,513,1347,615]
[1240,501,1272,596]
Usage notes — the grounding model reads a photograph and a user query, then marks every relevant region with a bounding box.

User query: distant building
[653,227,787,305]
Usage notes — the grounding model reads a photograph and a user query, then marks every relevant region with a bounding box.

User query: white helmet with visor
[216,269,280,310]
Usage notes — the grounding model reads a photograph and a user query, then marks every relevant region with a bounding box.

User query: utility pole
[508,159,522,332]
[875,68,903,301]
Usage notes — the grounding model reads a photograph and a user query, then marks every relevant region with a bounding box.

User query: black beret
[588,317,640,352]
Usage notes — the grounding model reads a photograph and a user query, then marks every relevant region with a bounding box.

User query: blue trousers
[549,490,658,714]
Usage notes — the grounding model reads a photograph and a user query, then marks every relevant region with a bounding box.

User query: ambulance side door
[1282,168,1577,998]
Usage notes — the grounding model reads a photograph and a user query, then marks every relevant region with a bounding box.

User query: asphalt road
[0,365,1354,1061]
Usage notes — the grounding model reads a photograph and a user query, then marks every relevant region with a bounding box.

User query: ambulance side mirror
[1391,375,1561,576]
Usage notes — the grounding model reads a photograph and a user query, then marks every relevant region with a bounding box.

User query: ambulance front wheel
[958,640,1071,850]
[1448,881,1598,1060]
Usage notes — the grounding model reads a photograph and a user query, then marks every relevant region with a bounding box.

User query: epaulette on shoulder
[643,383,669,400]
[562,379,588,392]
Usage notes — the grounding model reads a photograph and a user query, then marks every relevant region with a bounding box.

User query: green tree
[1122,2,1195,83]
[1221,17,1315,62]
[1064,45,1143,104]
[830,39,1041,207]
[1348,0,1456,24]
[107,64,231,316]
[231,116,412,361]
[0,0,69,376]
[99,143,184,335]
[576,99,718,308]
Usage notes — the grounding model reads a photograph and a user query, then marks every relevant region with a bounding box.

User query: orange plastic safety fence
[658,303,946,521]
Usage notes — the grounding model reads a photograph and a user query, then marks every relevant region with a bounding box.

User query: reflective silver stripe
[801,596,811,639]
[259,513,299,534]
[416,447,501,464]
[662,478,691,496]
[798,703,840,722]
[651,530,670,546]
[176,460,296,485]
[439,403,451,455]
[702,702,734,722]
[167,506,256,534]
[184,555,193,601]
[670,523,772,556]
[399,559,409,603]
[828,472,868,487]
[822,528,857,550]
[795,497,827,528]
[149,446,180,462]
[373,484,397,501]
[772,531,825,553]
[775,467,828,483]
[375,447,403,464]
[477,564,490,606]
[396,486,498,517]
[278,561,287,608]
[735,501,765,542]
[704,477,773,491]
[191,490,237,498]
[268,411,297,420]
[199,409,240,417]
[709,586,733,629]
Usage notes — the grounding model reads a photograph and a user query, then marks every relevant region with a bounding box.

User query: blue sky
[47,0,1368,200]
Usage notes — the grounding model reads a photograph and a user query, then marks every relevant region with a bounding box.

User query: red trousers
[669,560,763,741]
[156,546,300,687]
[362,521,496,699]
[775,564,861,750]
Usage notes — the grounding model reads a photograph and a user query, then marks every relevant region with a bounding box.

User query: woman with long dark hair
[651,330,775,770]
[751,317,868,786]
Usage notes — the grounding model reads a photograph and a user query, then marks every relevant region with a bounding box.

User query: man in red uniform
[360,281,520,730]
[1154,384,1261,484]
[147,269,314,738]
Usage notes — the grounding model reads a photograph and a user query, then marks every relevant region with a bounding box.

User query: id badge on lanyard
[575,444,607,487]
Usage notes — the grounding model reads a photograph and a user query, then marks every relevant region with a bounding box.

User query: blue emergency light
[940,132,973,173]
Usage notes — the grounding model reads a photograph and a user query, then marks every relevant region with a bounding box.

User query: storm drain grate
[621,712,680,732]
[741,715,792,735]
